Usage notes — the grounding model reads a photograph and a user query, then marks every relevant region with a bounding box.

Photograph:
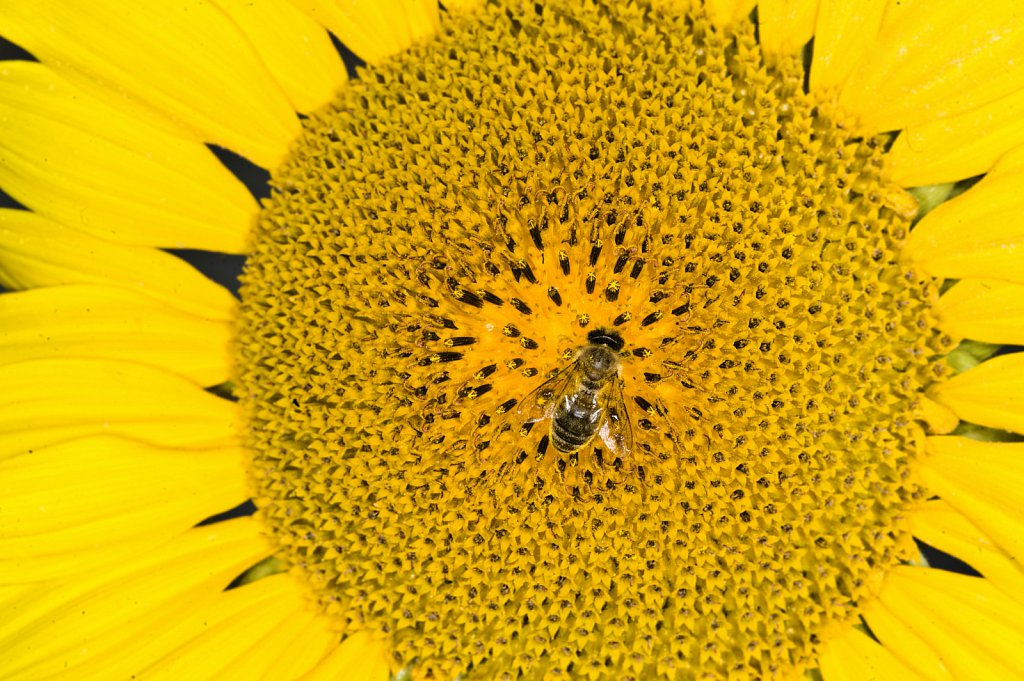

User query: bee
[518,329,634,457]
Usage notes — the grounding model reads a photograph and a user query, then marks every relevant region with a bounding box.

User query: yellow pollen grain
[236,1,952,679]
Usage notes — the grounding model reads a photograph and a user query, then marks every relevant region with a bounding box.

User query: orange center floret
[237,1,949,678]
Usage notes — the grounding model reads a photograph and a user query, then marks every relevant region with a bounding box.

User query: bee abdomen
[550,410,599,453]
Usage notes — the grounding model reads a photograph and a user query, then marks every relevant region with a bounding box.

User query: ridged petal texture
[294,631,390,681]
[0,358,238,459]
[919,437,1024,576]
[0,436,247,582]
[0,209,236,321]
[809,0,886,91]
[0,0,300,167]
[887,86,1024,186]
[0,284,232,385]
[287,0,439,64]
[937,279,1024,346]
[858,598,956,681]
[215,0,347,114]
[910,499,1024,608]
[930,353,1024,434]
[115,578,380,681]
[0,510,389,679]
[864,566,1024,679]
[0,62,257,253]
[917,397,959,436]
[818,625,926,681]
[758,0,818,56]
[906,146,1024,285]
[837,0,1024,134]
[0,519,254,679]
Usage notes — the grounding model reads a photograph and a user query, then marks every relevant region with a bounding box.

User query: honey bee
[518,329,634,456]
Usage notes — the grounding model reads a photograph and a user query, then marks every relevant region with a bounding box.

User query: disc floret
[237,2,949,678]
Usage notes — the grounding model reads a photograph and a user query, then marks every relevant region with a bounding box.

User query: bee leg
[559,474,576,501]
[495,459,513,486]
[468,429,493,468]
[652,396,690,458]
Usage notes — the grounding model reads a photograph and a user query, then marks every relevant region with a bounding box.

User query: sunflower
[2,0,1024,678]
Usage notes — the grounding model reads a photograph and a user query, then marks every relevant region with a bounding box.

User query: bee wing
[597,375,634,458]
[516,361,581,424]
[469,362,577,463]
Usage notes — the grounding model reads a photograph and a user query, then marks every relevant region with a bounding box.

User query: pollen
[236,1,951,679]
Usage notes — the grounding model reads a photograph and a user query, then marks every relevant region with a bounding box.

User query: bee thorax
[578,345,618,381]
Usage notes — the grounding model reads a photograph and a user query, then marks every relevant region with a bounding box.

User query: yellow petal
[0,571,343,680]
[937,279,1024,346]
[133,576,342,680]
[920,436,1024,573]
[0,585,30,613]
[929,353,1024,435]
[887,88,1024,186]
[401,0,442,43]
[0,0,300,168]
[838,0,1024,134]
[704,0,756,27]
[0,284,231,386]
[809,0,887,93]
[916,396,960,435]
[758,0,819,56]
[289,0,439,65]
[873,566,1024,679]
[0,518,269,680]
[441,0,484,14]
[909,499,1024,608]
[905,147,1024,285]
[818,624,927,681]
[860,599,954,680]
[0,358,239,459]
[0,61,256,253]
[0,436,247,582]
[297,631,392,681]
[237,613,342,681]
[215,0,347,114]
[0,209,236,321]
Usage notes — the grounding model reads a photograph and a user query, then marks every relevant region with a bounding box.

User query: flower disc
[237,1,951,678]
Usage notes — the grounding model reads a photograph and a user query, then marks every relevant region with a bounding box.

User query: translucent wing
[517,360,583,424]
[597,374,634,459]
[469,359,580,460]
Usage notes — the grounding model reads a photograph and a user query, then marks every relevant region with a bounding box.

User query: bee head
[586,328,625,352]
